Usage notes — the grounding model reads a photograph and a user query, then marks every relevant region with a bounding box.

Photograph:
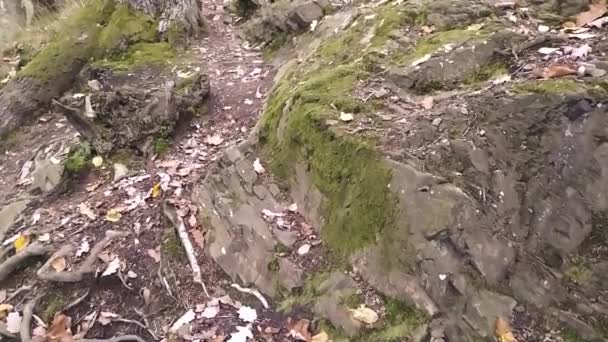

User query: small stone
[431,118,442,127]
[373,88,389,98]
[514,305,526,313]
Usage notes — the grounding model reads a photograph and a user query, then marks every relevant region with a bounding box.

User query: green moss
[512,79,584,94]
[278,272,330,312]
[465,61,508,84]
[561,327,586,342]
[93,42,175,70]
[408,28,481,62]
[261,63,395,258]
[41,293,66,322]
[564,257,593,286]
[19,0,116,79]
[153,136,171,155]
[97,4,157,54]
[163,231,186,261]
[263,31,289,59]
[64,142,92,174]
[339,291,363,308]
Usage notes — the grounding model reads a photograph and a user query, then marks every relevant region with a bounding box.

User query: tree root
[20,295,41,342]
[80,335,147,342]
[230,283,269,309]
[162,202,208,297]
[0,242,54,283]
[37,230,128,282]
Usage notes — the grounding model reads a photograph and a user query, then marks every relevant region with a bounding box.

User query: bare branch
[80,335,147,342]
[0,242,54,283]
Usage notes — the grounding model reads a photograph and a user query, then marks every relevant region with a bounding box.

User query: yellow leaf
[105,209,122,223]
[0,303,14,314]
[495,317,517,342]
[349,305,379,325]
[51,256,67,272]
[151,183,161,198]
[14,235,30,252]
[92,156,103,167]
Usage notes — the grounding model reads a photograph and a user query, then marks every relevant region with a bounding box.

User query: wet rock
[313,272,362,336]
[463,289,516,338]
[278,258,304,291]
[30,159,63,193]
[426,0,492,30]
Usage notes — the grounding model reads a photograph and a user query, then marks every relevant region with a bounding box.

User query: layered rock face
[193,0,608,340]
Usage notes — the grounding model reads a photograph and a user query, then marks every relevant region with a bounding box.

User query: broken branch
[162,202,209,297]
[230,283,269,309]
[37,230,128,282]
[80,335,147,342]
[0,242,54,283]
[21,295,42,342]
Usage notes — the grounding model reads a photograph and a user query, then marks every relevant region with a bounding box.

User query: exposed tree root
[81,335,147,342]
[6,285,33,303]
[0,242,53,283]
[37,230,128,282]
[20,295,41,342]
[162,202,209,297]
[230,283,269,309]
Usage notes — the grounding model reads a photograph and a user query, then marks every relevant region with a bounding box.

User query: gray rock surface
[313,272,363,336]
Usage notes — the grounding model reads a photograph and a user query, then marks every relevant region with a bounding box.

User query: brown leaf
[46,314,74,342]
[287,318,312,341]
[191,230,205,250]
[495,317,517,342]
[188,215,197,228]
[51,257,67,272]
[541,64,577,78]
[575,0,607,27]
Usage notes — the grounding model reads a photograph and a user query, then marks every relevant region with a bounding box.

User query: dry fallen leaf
[46,314,73,342]
[188,215,198,228]
[287,203,298,212]
[287,318,312,341]
[297,244,311,255]
[205,134,224,146]
[6,312,21,334]
[191,230,205,250]
[151,183,161,198]
[570,44,592,59]
[92,156,103,168]
[495,317,517,342]
[419,96,434,109]
[339,112,354,122]
[101,258,121,277]
[170,309,196,332]
[76,239,90,257]
[147,249,161,263]
[14,234,30,252]
[0,303,14,317]
[237,306,257,323]
[253,158,265,174]
[349,305,379,325]
[105,209,122,222]
[576,1,607,27]
[228,325,253,342]
[79,203,97,220]
[51,256,67,272]
[98,312,119,326]
[541,64,577,78]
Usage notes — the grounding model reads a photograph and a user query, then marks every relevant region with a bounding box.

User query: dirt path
[0,1,299,340]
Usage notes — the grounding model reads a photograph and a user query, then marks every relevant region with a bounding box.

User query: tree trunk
[0,0,202,138]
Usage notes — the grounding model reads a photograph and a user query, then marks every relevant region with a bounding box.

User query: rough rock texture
[313,272,362,336]
[240,0,332,44]
[426,0,492,30]
[0,199,30,241]
[192,141,304,296]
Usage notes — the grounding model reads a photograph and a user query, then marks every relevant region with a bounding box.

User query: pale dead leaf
[92,156,103,168]
[287,203,298,212]
[147,249,161,263]
[32,209,42,224]
[237,306,257,323]
[419,96,434,109]
[228,325,253,342]
[188,215,198,228]
[253,158,265,174]
[79,203,97,220]
[339,112,354,122]
[538,47,560,55]
[6,312,21,333]
[538,24,550,33]
[349,305,379,325]
[51,256,67,272]
[170,309,195,332]
[37,233,51,242]
[287,318,311,341]
[127,270,138,278]
[46,314,73,342]
[570,44,592,59]
[76,239,90,257]
[201,304,220,319]
[191,230,205,250]
[589,16,608,28]
[205,134,224,146]
[105,209,122,222]
[98,312,119,326]
[568,32,597,39]
[576,1,607,27]
[101,258,121,277]
[297,244,311,255]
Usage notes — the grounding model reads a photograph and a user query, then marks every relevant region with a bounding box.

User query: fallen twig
[117,270,133,290]
[37,230,128,282]
[0,242,54,283]
[20,295,42,342]
[115,318,159,340]
[230,283,269,309]
[81,335,147,342]
[6,284,33,303]
[162,202,209,297]
[63,289,90,312]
